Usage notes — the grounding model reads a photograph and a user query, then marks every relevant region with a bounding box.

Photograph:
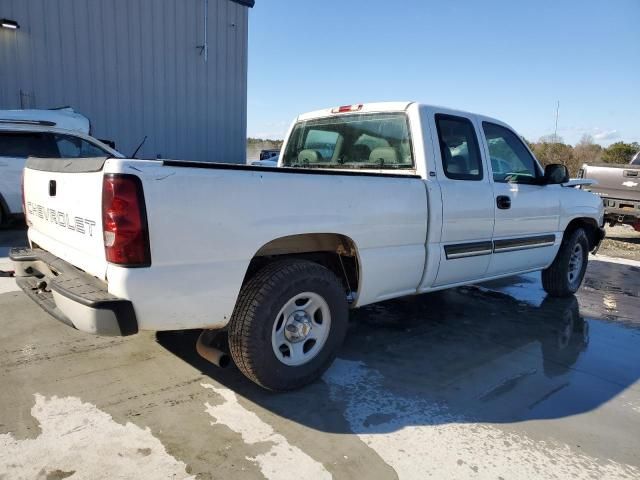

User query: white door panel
[428,111,495,287]
[492,183,559,237]
[478,120,561,276]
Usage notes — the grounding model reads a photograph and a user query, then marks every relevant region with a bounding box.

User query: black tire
[228,259,348,391]
[542,228,589,297]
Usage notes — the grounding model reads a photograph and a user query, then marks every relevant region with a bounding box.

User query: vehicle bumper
[10,247,138,336]
[602,198,640,223]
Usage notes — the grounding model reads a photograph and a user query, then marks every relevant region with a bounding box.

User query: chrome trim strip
[446,249,493,259]
[444,235,556,260]
[444,241,493,260]
[493,241,555,253]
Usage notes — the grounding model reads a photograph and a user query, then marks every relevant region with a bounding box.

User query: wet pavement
[0,227,639,479]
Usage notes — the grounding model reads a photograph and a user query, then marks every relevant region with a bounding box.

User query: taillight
[102,174,151,266]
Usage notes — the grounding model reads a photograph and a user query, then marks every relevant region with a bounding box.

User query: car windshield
[282,112,414,170]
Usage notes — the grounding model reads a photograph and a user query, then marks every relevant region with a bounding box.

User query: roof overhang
[230,0,255,7]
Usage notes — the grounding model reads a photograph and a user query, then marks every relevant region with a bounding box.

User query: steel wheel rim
[271,291,332,367]
[568,243,584,287]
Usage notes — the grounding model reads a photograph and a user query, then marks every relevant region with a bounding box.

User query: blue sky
[247,0,640,146]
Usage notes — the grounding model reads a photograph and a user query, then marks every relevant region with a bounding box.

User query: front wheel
[228,259,348,391]
[542,228,589,297]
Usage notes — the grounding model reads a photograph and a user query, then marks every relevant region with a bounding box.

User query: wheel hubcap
[568,243,584,287]
[272,292,331,366]
[284,311,313,343]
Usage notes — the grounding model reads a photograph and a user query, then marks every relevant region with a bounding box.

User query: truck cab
[280,103,604,289]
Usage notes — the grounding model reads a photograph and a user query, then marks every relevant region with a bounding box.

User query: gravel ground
[599,225,640,261]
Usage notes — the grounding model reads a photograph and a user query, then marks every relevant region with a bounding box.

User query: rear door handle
[496,195,511,210]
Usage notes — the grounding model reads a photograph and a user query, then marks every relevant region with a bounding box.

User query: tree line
[525,135,639,176]
[247,137,284,148]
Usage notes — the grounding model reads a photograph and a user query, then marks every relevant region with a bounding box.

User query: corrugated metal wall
[0,0,249,163]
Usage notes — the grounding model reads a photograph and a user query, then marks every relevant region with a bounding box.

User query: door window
[435,114,483,181]
[0,132,58,158]
[54,134,109,158]
[482,122,541,184]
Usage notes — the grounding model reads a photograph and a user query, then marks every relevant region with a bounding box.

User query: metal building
[0,0,254,163]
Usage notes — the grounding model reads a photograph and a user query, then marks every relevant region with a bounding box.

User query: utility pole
[552,100,560,164]
[553,100,560,142]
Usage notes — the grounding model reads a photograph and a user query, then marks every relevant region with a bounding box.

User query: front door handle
[496,195,511,210]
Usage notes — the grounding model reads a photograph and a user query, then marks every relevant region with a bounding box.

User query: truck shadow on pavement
[156,279,640,434]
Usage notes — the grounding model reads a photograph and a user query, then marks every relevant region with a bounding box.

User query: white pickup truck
[12,102,605,391]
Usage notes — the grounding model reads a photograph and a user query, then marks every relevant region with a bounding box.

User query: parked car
[12,102,604,391]
[0,108,122,226]
[251,156,279,167]
[259,149,280,160]
[579,157,640,231]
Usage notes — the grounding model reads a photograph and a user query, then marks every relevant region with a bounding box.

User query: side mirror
[544,164,569,184]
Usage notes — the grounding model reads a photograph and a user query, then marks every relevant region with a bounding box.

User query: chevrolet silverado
[12,102,605,390]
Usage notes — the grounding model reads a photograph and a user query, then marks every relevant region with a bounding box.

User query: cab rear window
[282,113,414,170]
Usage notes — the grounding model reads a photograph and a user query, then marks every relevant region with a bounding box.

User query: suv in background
[0,108,122,226]
[259,149,280,161]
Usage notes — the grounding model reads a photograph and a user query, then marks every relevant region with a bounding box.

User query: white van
[0,108,122,225]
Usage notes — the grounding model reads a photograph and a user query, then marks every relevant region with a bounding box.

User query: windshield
[282,113,414,169]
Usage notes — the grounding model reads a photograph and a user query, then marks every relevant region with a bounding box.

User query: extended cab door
[479,121,560,275]
[430,112,495,286]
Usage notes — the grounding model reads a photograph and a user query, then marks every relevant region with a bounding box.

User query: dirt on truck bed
[599,225,640,261]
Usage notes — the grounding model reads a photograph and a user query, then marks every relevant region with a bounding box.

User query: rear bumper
[10,247,138,336]
[602,198,640,222]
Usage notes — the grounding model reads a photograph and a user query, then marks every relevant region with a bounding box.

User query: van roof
[0,107,90,135]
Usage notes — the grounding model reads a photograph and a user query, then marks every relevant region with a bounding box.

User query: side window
[0,132,59,158]
[54,134,109,158]
[435,114,483,181]
[482,122,541,184]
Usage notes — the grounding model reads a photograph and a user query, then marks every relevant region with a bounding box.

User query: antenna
[553,100,560,142]
[131,135,148,158]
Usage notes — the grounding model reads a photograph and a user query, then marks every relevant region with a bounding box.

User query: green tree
[602,142,638,164]
[530,135,579,175]
[573,134,602,166]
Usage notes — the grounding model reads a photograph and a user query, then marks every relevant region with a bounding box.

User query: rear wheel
[542,228,589,297]
[228,259,348,391]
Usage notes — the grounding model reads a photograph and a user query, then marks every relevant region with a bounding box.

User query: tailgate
[23,157,108,279]
[586,165,640,202]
